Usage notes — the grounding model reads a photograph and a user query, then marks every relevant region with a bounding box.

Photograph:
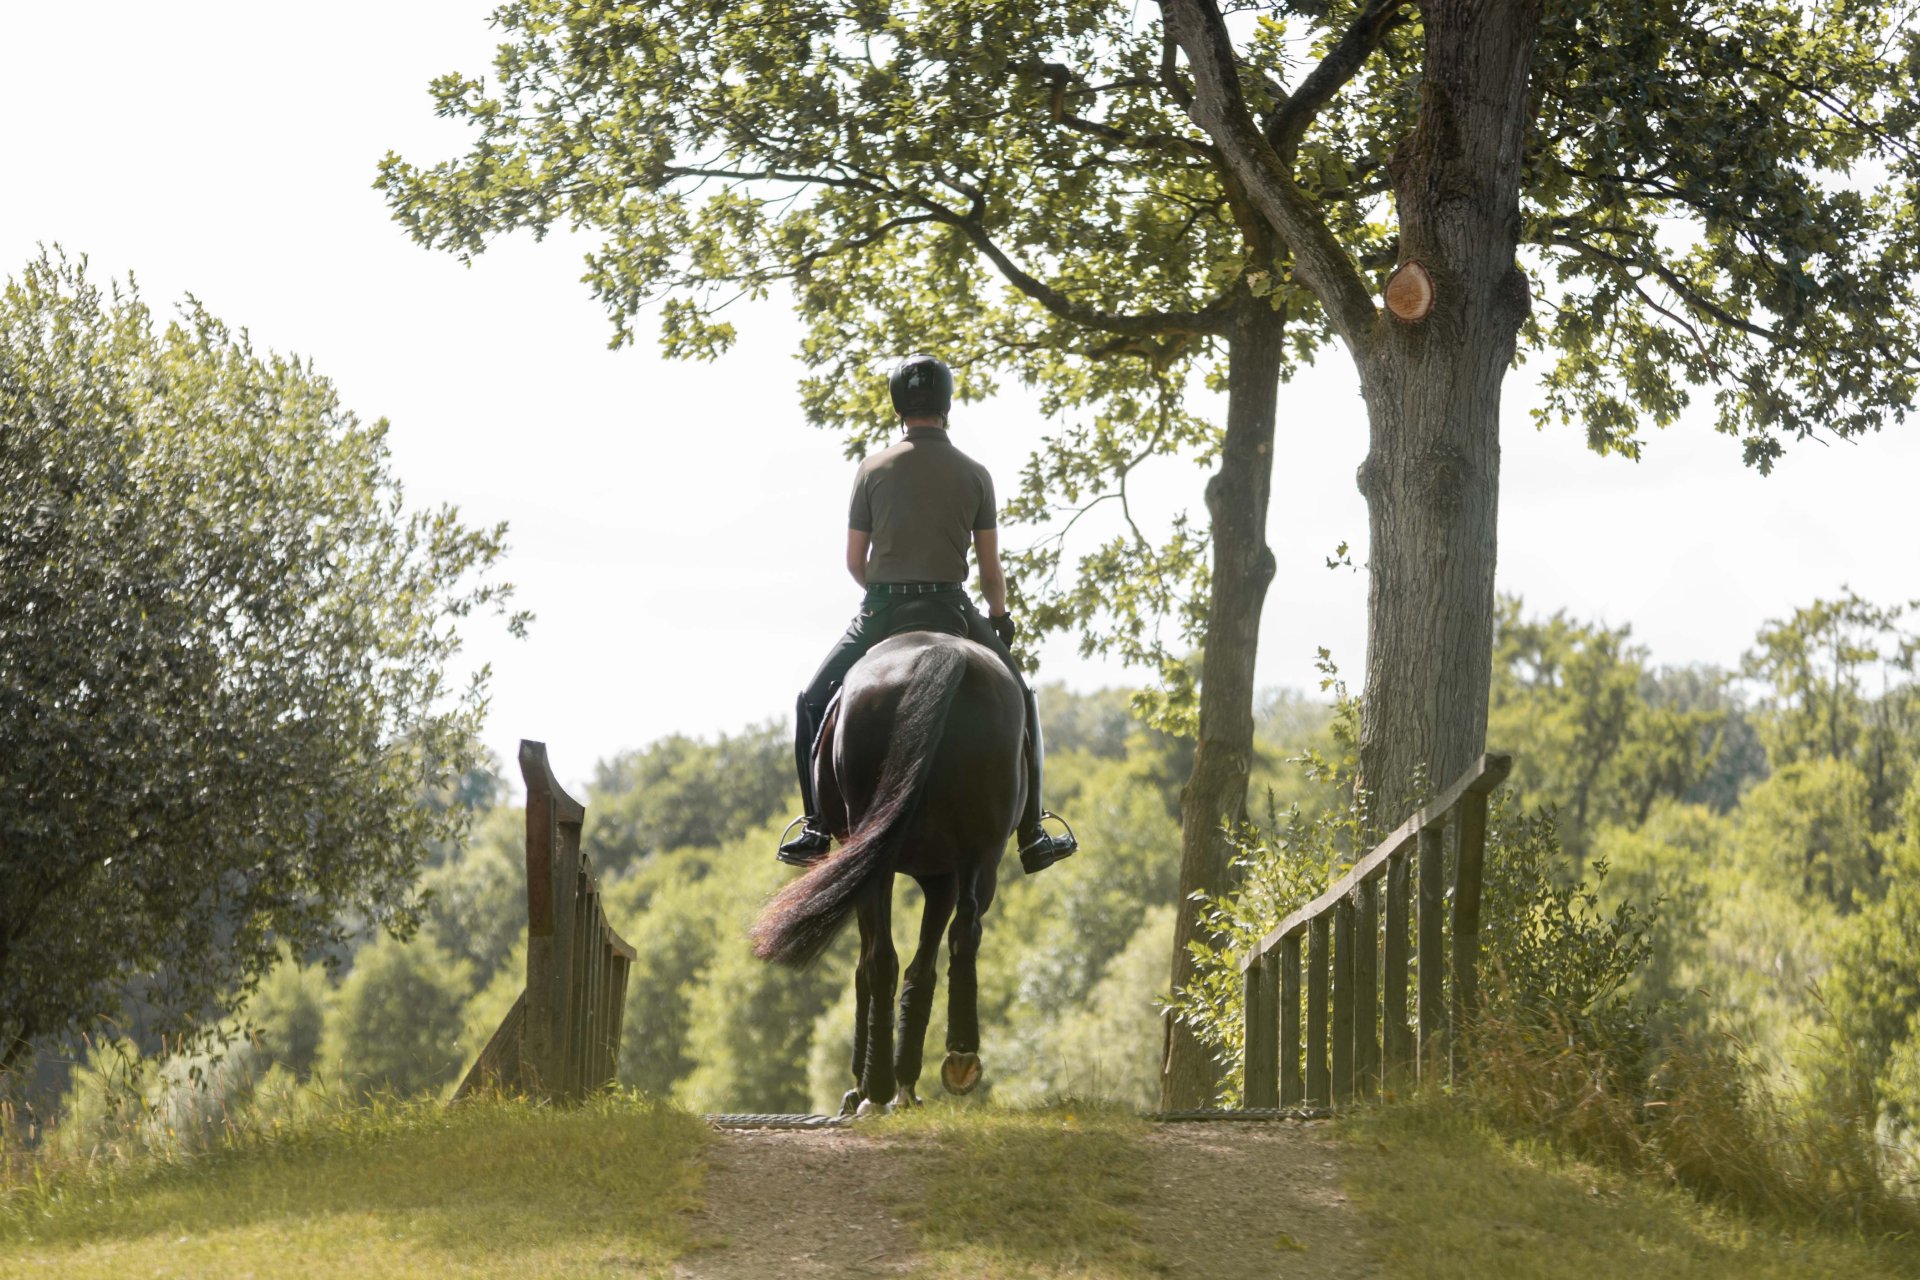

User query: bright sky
[6,3,1915,791]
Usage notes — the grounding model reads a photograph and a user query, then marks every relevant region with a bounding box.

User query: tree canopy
[0,251,525,1071]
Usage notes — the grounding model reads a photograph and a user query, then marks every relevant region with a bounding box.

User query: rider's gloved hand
[989,612,1016,647]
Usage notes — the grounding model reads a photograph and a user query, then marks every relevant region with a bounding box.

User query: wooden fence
[1241,753,1512,1109]
[453,740,636,1104]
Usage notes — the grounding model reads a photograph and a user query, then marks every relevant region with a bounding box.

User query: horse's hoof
[839,1089,863,1118]
[941,1052,982,1095]
[856,1097,888,1119]
[892,1084,920,1109]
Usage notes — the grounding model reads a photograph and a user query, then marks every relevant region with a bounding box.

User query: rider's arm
[974,527,1008,616]
[846,529,870,587]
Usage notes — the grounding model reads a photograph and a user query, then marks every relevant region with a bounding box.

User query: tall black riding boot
[778,691,832,866]
[1016,684,1077,875]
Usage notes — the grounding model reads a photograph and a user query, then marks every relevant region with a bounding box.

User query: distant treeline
[23,592,1920,1185]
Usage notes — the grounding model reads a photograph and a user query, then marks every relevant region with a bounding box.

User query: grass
[880,1101,1163,1279]
[1341,1095,1920,1280]
[0,1092,708,1280]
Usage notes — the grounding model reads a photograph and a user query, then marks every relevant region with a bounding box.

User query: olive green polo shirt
[848,427,996,584]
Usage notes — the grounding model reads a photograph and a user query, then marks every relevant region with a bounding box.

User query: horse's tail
[752,644,969,968]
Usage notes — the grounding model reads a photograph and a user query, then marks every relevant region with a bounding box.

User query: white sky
[5,2,1915,792]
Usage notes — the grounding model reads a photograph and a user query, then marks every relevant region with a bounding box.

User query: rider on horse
[777,354,1079,875]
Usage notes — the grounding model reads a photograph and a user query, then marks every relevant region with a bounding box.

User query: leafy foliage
[0,250,524,1071]
[583,722,790,872]
[1489,596,1740,854]
[319,935,472,1099]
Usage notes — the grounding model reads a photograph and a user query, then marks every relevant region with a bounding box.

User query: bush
[320,935,471,1099]
[243,953,334,1080]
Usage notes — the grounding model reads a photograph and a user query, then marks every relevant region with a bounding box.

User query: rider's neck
[900,415,947,432]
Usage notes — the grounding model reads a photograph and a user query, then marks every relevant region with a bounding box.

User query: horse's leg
[941,857,1001,1095]
[854,872,899,1115]
[894,873,957,1107]
[843,941,871,1117]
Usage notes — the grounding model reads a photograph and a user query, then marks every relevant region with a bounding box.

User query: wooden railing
[453,740,637,1103]
[1240,753,1512,1108]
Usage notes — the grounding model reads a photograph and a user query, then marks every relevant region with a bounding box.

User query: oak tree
[382,0,1920,1105]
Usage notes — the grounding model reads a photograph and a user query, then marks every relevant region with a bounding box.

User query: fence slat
[1244,957,1279,1108]
[1355,875,1379,1100]
[1332,897,1355,1105]
[1280,931,1302,1106]
[1451,788,1490,1077]
[1417,824,1447,1079]
[1383,848,1412,1087]
[1306,917,1330,1106]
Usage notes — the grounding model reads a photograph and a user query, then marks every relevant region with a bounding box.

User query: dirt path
[674,1119,1377,1279]
[675,1126,923,1279]
[1133,1121,1380,1277]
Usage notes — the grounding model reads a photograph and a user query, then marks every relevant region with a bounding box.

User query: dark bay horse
[751,630,1025,1114]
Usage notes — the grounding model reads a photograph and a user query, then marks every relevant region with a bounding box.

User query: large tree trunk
[1161,297,1286,1110]
[1352,0,1540,826]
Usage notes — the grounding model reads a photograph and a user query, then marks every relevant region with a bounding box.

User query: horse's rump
[750,631,1024,967]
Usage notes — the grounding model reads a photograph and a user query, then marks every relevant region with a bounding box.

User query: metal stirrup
[1036,810,1077,847]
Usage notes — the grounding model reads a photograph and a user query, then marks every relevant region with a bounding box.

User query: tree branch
[1028,61,1221,163]
[1159,0,1379,353]
[666,162,1234,340]
[1264,0,1412,163]
[1545,233,1777,342]
[948,213,1237,339]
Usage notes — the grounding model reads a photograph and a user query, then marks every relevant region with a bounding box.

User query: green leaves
[0,250,523,1066]
[1524,0,1920,466]
[378,0,1316,699]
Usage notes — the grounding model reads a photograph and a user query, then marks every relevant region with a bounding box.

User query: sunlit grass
[0,1092,707,1280]
[880,1100,1161,1279]
[1342,1096,1920,1280]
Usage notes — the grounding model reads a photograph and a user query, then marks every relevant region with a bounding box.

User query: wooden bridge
[1239,754,1513,1108]
[452,739,1512,1120]
[454,740,635,1103]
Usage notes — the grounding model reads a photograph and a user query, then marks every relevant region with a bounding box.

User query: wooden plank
[608,952,631,1085]
[451,987,526,1101]
[1355,875,1379,1100]
[520,742,568,1098]
[1243,957,1279,1108]
[1242,753,1512,970]
[567,869,591,1101]
[1418,825,1447,1079]
[1332,897,1354,1105]
[584,891,604,1091]
[1451,788,1490,1079]
[1306,918,1330,1106]
[1383,848,1412,1086]
[1279,931,1302,1106]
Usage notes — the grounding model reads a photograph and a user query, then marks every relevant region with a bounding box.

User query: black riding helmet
[888,354,953,419]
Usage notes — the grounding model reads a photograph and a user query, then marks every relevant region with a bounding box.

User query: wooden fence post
[1280,931,1302,1106]
[1306,917,1330,1106]
[1355,876,1380,1100]
[1451,788,1491,1077]
[1417,824,1448,1079]
[1243,956,1279,1108]
[1331,897,1354,1105]
[1383,846,1412,1087]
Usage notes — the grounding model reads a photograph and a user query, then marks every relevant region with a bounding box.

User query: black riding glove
[989,612,1016,647]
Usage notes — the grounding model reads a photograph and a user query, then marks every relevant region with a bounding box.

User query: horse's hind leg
[853,874,899,1114]
[842,955,871,1117]
[942,858,1000,1095]
[894,874,957,1106]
